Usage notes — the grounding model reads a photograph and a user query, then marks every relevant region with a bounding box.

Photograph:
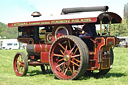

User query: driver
[79,24,93,38]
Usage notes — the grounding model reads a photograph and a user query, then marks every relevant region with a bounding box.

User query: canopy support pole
[100,21,102,36]
[108,21,111,36]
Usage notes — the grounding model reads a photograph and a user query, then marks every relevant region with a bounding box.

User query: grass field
[0,47,128,85]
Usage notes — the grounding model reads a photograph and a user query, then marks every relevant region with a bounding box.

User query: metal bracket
[98,50,104,63]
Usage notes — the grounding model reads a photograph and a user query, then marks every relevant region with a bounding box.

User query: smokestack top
[31,12,41,17]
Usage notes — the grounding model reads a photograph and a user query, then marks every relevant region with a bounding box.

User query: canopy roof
[8,12,121,27]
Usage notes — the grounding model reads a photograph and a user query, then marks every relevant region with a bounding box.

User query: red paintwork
[8,17,97,27]
[30,56,34,60]
[87,37,116,70]
[106,37,115,46]
[34,44,51,63]
[115,38,119,44]
[94,37,105,69]
[87,37,105,70]
[34,44,51,52]
[41,52,49,63]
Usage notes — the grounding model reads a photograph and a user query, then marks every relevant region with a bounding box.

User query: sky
[0,0,128,24]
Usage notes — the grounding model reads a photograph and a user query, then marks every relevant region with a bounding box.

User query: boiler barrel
[61,6,109,14]
[26,44,51,55]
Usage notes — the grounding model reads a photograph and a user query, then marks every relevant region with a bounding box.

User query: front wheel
[13,52,28,76]
[49,35,89,80]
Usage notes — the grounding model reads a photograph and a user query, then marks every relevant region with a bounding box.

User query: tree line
[111,19,128,36]
[0,22,18,39]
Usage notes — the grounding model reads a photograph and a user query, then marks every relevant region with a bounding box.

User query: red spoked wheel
[49,35,89,80]
[13,52,28,76]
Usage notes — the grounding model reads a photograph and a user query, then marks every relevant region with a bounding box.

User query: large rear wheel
[49,35,89,80]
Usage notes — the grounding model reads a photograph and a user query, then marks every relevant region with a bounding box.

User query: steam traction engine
[8,6,121,80]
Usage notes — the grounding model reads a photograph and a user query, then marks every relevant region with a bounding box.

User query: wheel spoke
[65,44,67,50]
[74,58,80,63]
[21,67,23,74]
[17,58,20,62]
[21,58,23,62]
[58,43,65,50]
[71,54,80,58]
[57,58,64,63]
[60,49,64,55]
[64,68,68,75]
[63,62,66,72]
[56,62,64,68]
[68,66,73,74]
[17,63,20,71]
[54,54,64,57]
[18,68,21,72]
[70,44,76,54]
[20,62,24,67]
[71,61,80,67]
[73,48,78,55]
[73,64,75,72]
[19,55,22,61]
[68,40,71,50]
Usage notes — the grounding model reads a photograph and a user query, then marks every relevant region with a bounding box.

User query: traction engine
[8,6,121,80]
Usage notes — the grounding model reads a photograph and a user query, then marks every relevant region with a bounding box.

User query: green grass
[0,48,128,85]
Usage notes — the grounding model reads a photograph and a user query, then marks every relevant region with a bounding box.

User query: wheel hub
[64,55,70,61]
